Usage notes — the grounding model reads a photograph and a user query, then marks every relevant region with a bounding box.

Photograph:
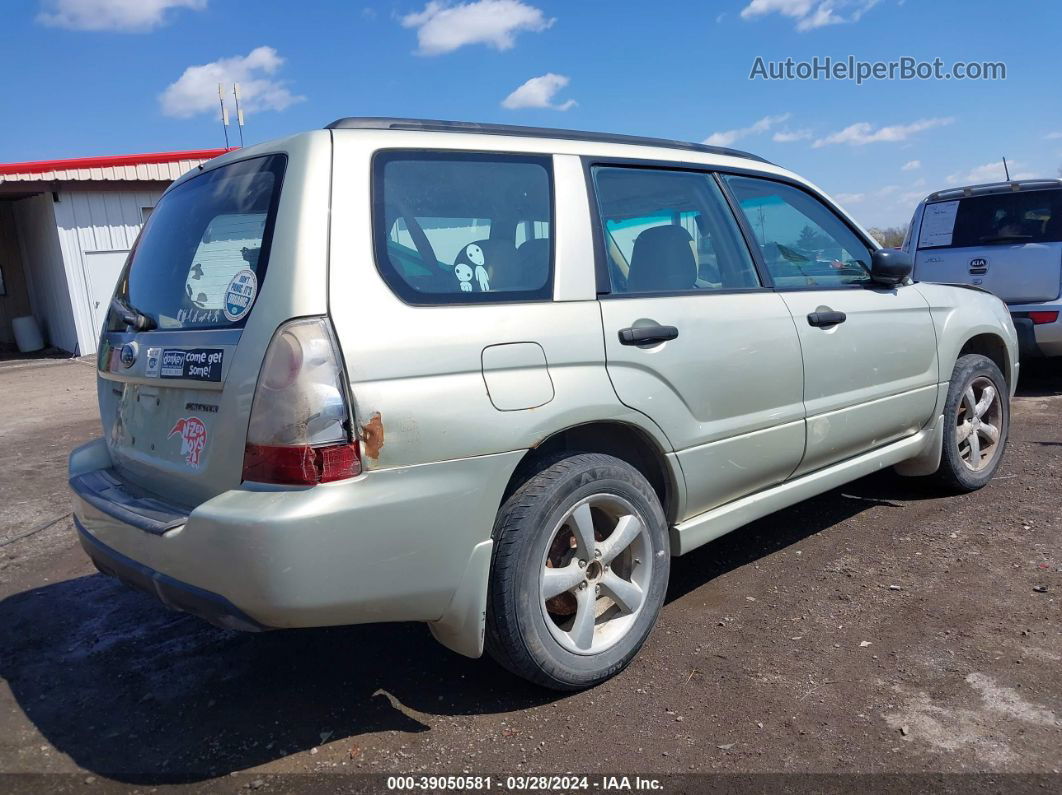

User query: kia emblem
[970,257,989,269]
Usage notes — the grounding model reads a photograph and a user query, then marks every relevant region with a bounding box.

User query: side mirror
[869,248,912,286]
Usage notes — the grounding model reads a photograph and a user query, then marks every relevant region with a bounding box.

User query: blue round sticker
[223,269,258,322]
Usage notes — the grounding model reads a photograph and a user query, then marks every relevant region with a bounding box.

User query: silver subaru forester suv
[70,118,1018,690]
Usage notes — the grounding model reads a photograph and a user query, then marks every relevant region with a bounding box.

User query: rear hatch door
[914,189,1062,303]
[97,153,287,507]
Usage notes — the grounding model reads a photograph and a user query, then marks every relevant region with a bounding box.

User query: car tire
[930,354,1009,492]
[485,453,670,690]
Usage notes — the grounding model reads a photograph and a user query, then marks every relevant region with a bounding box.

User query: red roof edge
[0,147,240,176]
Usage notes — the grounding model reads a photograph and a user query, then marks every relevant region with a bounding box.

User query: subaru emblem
[120,342,138,368]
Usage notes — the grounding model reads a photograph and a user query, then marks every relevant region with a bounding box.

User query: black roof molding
[325,117,772,164]
[926,178,1062,203]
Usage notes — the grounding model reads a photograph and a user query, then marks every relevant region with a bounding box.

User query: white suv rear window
[110,154,285,330]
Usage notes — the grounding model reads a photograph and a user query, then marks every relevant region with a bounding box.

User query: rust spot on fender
[360,412,384,460]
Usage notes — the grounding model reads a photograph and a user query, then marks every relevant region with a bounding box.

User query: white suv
[70,118,1018,689]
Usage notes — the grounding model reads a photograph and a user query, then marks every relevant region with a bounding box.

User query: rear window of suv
[918,189,1062,249]
[109,154,286,331]
[372,151,554,304]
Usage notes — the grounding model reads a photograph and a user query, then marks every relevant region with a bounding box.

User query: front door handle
[618,324,679,345]
[807,310,847,328]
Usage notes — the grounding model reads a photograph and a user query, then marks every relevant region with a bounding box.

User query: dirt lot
[0,355,1059,786]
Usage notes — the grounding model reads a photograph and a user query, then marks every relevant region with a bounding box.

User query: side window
[725,175,872,289]
[373,152,553,304]
[591,167,760,294]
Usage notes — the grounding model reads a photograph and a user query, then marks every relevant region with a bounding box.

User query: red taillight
[243,442,361,486]
[242,317,360,486]
[1029,311,1059,325]
[316,442,362,482]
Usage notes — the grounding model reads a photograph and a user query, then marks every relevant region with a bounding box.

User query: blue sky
[3,0,1062,227]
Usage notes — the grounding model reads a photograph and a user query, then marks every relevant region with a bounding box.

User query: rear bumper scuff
[76,515,268,632]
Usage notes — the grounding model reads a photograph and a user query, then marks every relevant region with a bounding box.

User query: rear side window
[917,190,1062,249]
[110,154,285,331]
[372,151,553,304]
[591,166,760,294]
[725,175,872,289]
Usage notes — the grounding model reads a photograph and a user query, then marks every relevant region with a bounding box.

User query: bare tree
[867,225,909,248]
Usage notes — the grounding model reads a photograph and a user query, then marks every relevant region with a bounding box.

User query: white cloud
[772,128,813,143]
[502,73,575,111]
[159,46,304,119]
[834,192,865,204]
[1044,132,1062,140]
[704,113,791,147]
[740,0,880,32]
[901,159,921,171]
[400,0,553,55]
[946,160,1036,185]
[813,117,954,148]
[37,0,205,32]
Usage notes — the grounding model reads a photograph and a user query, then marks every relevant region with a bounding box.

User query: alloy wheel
[539,494,653,655]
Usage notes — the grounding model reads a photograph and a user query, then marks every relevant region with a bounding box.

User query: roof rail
[325,117,772,164]
[926,178,1062,202]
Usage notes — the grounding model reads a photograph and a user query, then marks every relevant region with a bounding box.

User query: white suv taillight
[242,317,361,485]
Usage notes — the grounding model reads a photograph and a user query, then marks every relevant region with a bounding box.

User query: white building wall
[52,189,163,354]
[11,194,79,353]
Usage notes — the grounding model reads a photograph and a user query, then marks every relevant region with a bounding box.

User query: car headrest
[627,225,696,293]
[1044,210,1062,238]
[514,238,551,290]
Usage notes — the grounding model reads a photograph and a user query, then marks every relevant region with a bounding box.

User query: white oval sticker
[222,269,258,322]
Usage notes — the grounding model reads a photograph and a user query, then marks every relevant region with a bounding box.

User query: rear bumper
[76,516,267,632]
[70,438,523,655]
[1009,301,1062,358]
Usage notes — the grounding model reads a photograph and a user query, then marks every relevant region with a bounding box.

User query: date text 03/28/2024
[385,775,663,791]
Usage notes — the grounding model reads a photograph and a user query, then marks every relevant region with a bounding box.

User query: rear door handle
[807,310,847,328]
[618,324,679,345]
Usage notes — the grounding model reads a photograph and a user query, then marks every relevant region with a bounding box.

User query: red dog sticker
[168,417,207,469]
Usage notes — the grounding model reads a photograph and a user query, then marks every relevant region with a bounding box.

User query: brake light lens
[242,317,360,485]
[1028,311,1058,325]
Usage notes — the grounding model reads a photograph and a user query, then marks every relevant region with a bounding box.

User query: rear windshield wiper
[979,234,1033,243]
[111,296,156,331]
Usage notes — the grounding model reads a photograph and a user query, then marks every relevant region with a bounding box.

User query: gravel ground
[0,355,1058,787]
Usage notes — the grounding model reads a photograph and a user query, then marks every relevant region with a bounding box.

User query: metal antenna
[1003,156,1011,181]
[232,83,245,147]
[217,83,230,148]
